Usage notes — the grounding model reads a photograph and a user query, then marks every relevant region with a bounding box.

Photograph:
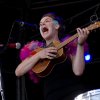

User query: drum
[74,89,100,100]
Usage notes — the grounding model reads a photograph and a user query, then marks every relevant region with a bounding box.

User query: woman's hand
[38,47,57,59]
[77,28,90,45]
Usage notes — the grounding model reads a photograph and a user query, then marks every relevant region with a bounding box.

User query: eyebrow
[40,18,52,24]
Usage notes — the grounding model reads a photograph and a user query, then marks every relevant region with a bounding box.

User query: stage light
[85,53,91,62]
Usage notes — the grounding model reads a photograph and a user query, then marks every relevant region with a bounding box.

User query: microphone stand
[0,19,21,100]
[0,67,5,100]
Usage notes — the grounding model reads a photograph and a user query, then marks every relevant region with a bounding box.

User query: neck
[46,36,60,46]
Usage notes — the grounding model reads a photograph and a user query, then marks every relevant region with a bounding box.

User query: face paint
[53,20,59,25]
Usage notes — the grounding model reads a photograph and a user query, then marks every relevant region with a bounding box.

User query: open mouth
[42,27,48,33]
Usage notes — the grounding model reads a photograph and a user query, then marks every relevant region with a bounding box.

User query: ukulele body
[32,40,67,77]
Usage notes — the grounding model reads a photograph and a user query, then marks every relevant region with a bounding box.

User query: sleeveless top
[42,57,86,100]
[20,38,88,100]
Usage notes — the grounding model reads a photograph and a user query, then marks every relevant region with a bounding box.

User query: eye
[45,20,51,22]
[39,18,52,26]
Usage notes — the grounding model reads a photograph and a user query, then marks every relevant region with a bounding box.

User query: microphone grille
[16,43,21,49]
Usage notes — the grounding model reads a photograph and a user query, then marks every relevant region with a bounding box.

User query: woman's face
[39,16,59,40]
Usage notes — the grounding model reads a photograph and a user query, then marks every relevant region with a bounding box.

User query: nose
[41,22,46,26]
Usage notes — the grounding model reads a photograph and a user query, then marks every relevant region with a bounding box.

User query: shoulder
[62,34,77,51]
[24,40,44,50]
[62,34,89,55]
[20,40,44,60]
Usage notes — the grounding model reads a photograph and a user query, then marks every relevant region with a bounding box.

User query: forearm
[15,53,40,77]
[72,44,85,76]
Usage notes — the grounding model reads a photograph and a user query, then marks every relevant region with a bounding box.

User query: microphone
[15,19,38,29]
[0,42,21,49]
[15,20,24,27]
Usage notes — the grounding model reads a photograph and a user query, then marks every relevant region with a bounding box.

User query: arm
[71,28,89,76]
[15,40,42,77]
[15,47,57,77]
[71,44,85,76]
[15,52,41,77]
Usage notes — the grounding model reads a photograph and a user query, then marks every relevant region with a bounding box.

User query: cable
[65,3,100,23]
[0,21,16,54]
[90,3,100,23]
[94,3,100,14]
[31,0,92,10]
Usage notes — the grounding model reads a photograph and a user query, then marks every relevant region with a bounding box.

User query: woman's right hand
[38,47,57,59]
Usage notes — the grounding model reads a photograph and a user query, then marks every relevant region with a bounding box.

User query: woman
[15,12,89,100]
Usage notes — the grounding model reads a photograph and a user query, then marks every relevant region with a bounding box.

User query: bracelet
[77,42,84,46]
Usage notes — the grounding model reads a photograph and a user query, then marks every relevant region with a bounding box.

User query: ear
[53,20,60,29]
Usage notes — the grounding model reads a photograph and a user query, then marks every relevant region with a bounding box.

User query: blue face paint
[53,20,59,25]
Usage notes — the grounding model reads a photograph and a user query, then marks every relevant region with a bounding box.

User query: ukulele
[31,21,100,77]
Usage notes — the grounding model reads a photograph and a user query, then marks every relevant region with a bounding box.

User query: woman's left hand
[77,28,90,45]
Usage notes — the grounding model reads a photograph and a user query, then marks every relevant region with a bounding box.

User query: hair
[41,12,66,39]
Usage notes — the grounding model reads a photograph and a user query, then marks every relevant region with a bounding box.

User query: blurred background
[0,0,100,100]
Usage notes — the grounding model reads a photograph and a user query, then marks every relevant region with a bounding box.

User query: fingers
[46,53,57,59]
[77,28,89,36]
[82,28,90,37]
[84,28,90,35]
[77,27,90,45]
[47,47,57,53]
[45,47,57,59]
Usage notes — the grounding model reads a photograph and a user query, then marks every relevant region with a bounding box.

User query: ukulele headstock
[87,21,100,31]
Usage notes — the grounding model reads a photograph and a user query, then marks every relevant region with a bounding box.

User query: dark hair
[41,12,65,39]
